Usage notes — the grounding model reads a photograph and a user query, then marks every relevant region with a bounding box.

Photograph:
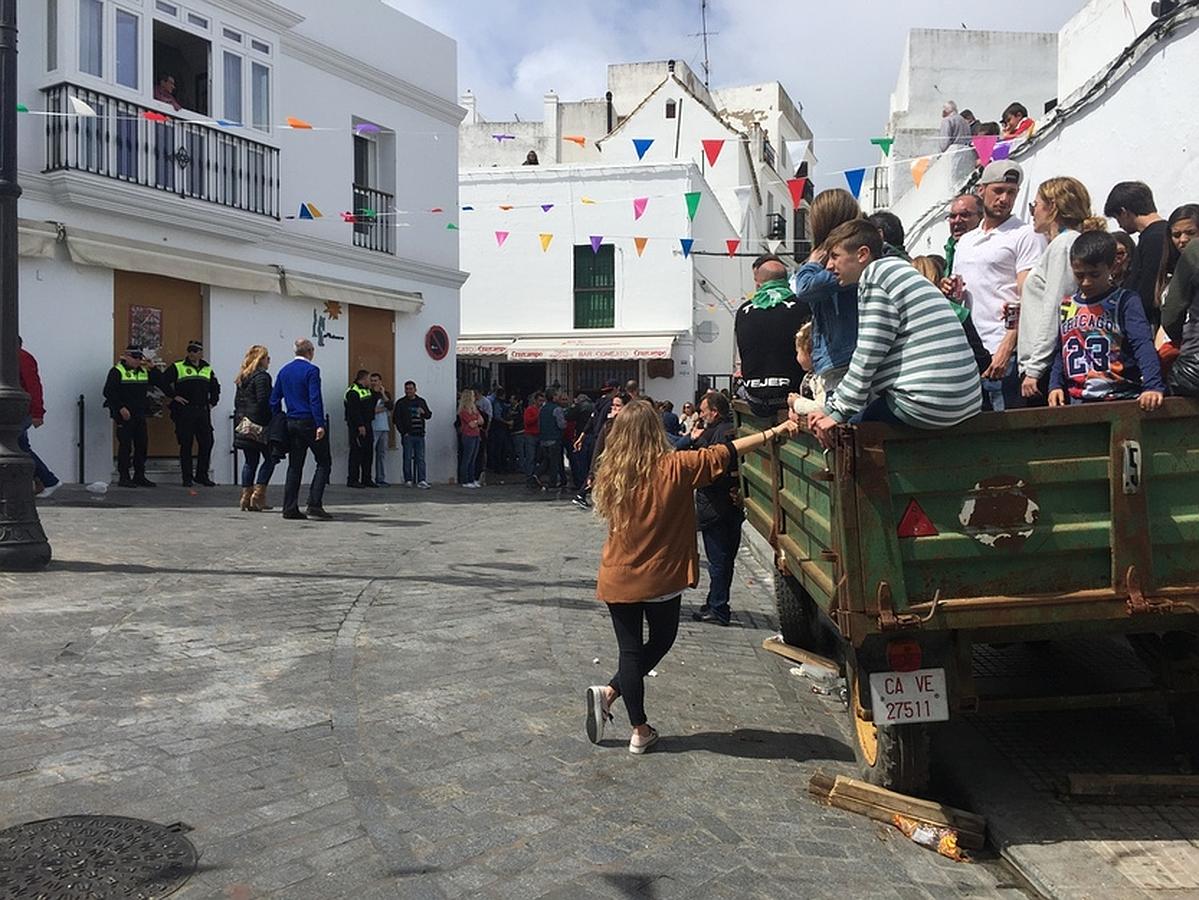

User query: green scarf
[750,279,795,310]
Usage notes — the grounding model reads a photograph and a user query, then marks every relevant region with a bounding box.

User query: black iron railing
[42,82,280,219]
[351,183,395,255]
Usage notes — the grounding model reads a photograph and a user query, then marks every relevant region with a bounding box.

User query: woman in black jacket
[233,345,275,511]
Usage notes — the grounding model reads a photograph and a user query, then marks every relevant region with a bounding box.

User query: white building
[881,0,1197,258]
[456,61,814,406]
[15,0,466,485]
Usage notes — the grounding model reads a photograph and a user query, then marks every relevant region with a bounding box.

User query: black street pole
[0,0,50,571]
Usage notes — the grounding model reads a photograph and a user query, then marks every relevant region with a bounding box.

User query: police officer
[344,368,376,487]
[103,346,157,487]
[162,340,221,487]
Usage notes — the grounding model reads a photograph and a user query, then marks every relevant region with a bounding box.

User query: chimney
[543,92,561,162]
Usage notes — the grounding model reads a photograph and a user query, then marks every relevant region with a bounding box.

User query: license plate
[868,668,949,725]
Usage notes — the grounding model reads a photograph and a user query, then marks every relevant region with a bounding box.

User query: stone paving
[0,483,1023,899]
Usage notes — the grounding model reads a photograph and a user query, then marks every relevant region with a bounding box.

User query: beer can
[1003,301,1020,330]
[950,275,965,301]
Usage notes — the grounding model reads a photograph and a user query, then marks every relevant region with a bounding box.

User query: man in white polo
[949,160,1046,411]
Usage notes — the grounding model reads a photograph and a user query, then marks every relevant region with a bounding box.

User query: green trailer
[737,398,1199,794]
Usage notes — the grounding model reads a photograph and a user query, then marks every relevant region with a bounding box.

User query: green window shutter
[573,244,615,329]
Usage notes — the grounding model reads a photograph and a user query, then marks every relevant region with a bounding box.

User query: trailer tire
[774,571,818,649]
[847,660,931,795]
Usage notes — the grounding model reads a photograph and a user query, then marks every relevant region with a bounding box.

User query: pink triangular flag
[633,197,648,220]
[972,135,998,167]
[726,239,741,258]
[702,139,725,166]
[495,231,509,247]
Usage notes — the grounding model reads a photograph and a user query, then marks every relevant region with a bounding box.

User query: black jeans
[283,419,331,513]
[115,416,148,479]
[607,596,681,727]
[175,410,214,481]
[347,428,373,485]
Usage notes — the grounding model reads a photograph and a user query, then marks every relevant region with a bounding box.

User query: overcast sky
[384,0,1081,177]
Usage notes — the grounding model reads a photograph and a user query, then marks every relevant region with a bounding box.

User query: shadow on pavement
[655,728,853,763]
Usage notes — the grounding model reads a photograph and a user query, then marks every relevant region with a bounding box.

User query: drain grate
[0,815,197,899]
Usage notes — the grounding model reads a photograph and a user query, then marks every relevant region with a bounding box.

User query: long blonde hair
[592,400,673,533]
[1037,177,1107,233]
[810,188,862,248]
[235,344,269,386]
[457,389,477,414]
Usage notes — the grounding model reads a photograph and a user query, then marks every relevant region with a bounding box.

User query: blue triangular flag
[844,168,866,199]
[298,203,314,220]
[679,238,694,258]
[633,138,654,160]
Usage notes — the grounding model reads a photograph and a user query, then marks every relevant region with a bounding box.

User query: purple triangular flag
[590,235,604,254]
[541,204,554,212]
[992,142,1012,161]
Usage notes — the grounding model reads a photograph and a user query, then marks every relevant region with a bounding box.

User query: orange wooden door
[347,305,396,444]
[113,271,204,457]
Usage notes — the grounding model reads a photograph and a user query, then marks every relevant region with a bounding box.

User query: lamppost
[0,0,51,571]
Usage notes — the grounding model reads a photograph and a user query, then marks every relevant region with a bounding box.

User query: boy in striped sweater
[807,220,983,446]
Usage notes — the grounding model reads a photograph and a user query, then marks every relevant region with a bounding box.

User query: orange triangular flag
[911,157,931,189]
[499,205,514,211]
[564,135,587,147]
[539,233,553,252]
[634,237,649,257]
[286,116,313,129]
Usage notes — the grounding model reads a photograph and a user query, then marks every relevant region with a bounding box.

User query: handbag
[235,416,265,442]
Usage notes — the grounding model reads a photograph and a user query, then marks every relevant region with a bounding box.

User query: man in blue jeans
[394,380,432,488]
[269,338,333,520]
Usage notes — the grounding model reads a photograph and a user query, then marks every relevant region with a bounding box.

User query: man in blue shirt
[270,338,333,520]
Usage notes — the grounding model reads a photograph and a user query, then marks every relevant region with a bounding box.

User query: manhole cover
[0,815,197,899]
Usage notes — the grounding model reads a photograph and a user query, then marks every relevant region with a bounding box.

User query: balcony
[42,83,280,219]
[766,212,787,241]
[351,184,396,255]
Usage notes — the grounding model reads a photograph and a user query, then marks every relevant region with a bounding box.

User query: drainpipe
[605,91,613,134]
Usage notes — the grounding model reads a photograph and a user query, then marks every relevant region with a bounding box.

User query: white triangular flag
[769,240,784,255]
[785,139,810,168]
[69,96,97,117]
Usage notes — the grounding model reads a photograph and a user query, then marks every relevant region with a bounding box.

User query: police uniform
[162,340,221,486]
[344,381,376,487]
[102,346,156,487]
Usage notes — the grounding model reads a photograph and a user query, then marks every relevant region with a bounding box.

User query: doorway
[347,305,397,446]
[113,271,203,458]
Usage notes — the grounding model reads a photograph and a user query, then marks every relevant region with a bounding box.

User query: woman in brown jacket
[585,400,799,753]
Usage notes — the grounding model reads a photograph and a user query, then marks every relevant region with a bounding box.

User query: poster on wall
[129,305,163,355]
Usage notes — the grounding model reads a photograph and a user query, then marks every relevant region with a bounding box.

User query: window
[155,1,178,16]
[251,62,270,131]
[222,27,242,42]
[250,38,270,55]
[574,245,616,329]
[665,99,676,119]
[187,12,208,29]
[46,0,58,70]
[223,51,242,123]
[78,0,103,76]
[116,9,139,88]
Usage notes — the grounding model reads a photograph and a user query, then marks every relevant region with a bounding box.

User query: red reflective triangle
[897,499,938,537]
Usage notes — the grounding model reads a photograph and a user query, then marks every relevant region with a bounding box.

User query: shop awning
[65,231,281,293]
[19,220,59,259]
[506,334,676,361]
[457,339,513,357]
[282,272,423,314]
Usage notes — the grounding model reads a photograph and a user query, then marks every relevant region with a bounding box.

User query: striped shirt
[826,258,982,428]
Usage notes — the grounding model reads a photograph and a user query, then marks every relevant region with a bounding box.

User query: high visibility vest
[347,384,372,400]
[115,363,149,383]
[174,360,213,381]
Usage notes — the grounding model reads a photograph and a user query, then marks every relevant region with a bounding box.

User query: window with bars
[573,244,615,329]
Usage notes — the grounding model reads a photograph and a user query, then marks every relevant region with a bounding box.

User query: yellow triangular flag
[539,233,553,252]
[634,237,648,257]
[911,157,931,189]
[306,203,323,219]
[581,196,597,205]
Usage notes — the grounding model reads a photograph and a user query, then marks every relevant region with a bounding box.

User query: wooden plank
[1065,773,1199,801]
[761,637,838,672]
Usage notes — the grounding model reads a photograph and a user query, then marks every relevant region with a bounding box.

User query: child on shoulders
[1048,231,1165,410]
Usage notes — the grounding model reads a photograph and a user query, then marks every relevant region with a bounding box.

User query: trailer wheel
[847,660,931,795]
[774,571,818,649]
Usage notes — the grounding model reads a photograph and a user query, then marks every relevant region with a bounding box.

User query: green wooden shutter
[573,244,615,328]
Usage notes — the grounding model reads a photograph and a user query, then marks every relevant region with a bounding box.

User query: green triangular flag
[16,103,28,113]
[684,191,702,221]
[446,223,459,230]
[870,137,895,157]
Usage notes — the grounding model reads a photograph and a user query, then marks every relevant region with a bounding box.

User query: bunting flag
[286,116,313,130]
[844,168,866,199]
[785,139,810,166]
[491,133,516,143]
[541,204,554,212]
[634,237,649,257]
[564,135,587,147]
[68,96,97,117]
[539,233,553,252]
[354,123,381,135]
[143,110,169,123]
[447,223,459,230]
[216,119,240,128]
[461,206,475,211]
[16,103,28,113]
[430,207,444,213]
[581,196,597,205]
[633,138,654,160]
[341,212,356,223]
[495,231,509,247]
[685,191,701,221]
[972,135,998,167]
[498,205,514,211]
[992,142,1013,161]
[701,139,725,166]
[769,239,784,255]
[297,203,323,219]
[871,137,895,157]
[633,197,648,220]
[726,239,741,258]
[590,235,604,254]
[734,186,753,223]
[787,178,807,209]
[910,157,931,189]
[679,238,694,258]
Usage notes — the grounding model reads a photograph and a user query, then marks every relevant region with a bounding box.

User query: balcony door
[113,271,203,458]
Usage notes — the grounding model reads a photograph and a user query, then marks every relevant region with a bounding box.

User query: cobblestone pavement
[0,484,1023,899]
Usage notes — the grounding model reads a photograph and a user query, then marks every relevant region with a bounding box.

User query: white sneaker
[585,685,614,744]
[629,727,659,755]
[403,481,415,487]
[36,483,60,499]
[417,481,431,490]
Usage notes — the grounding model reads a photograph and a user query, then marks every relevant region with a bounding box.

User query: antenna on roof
[698,0,716,88]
